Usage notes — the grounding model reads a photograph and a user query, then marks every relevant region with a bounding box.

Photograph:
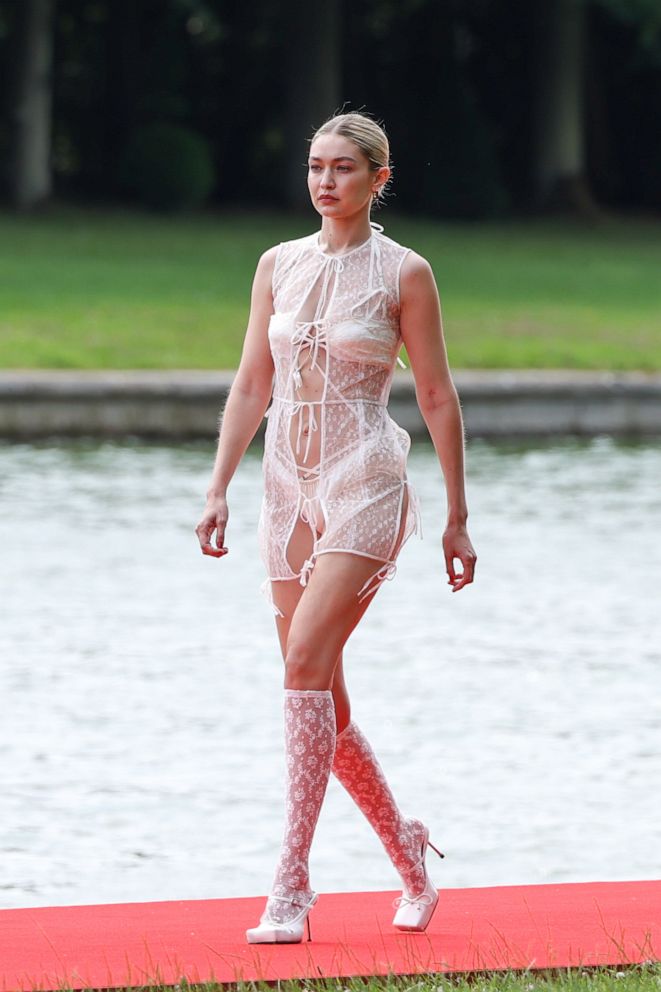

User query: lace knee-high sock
[332,720,428,897]
[265,688,335,924]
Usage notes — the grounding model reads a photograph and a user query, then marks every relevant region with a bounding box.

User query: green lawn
[1,205,660,370]
[43,965,661,992]
[286,969,659,992]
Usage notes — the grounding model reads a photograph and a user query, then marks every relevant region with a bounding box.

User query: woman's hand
[195,494,229,558]
[443,523,477,592]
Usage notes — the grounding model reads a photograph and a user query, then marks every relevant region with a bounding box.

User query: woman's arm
[399,252,477,591]
[195,246,277,558]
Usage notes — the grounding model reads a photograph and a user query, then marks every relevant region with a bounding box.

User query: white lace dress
[258,223,421,615]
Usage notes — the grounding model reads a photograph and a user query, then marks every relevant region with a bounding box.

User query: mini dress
[258,223,421,616]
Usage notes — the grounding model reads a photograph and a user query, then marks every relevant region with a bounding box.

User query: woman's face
[307,133,389,221]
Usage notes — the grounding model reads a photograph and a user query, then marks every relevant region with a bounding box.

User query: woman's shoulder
[374,228,427,277]
[398,249,437,305]
[268,233,317,295]
[266,232,316,276]
[275,231,318,254]
[257,232,315,262]
[374,227,426,265]
[372,225,405,249]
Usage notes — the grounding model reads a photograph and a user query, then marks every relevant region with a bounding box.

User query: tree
[283,0,342,209]
[532,0,599,213]
[8,0,55,209]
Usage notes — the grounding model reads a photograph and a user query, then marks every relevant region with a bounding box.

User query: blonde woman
[196,112,476,943]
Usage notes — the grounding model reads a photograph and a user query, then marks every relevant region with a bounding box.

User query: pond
[1,437,660,909]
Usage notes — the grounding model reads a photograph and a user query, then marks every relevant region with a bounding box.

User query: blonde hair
[311,112,392,208]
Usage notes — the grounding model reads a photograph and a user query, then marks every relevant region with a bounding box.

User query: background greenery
[1,207,659,371]
[36,965,661,992]
[1,1,659,371]
[1,0,661,216]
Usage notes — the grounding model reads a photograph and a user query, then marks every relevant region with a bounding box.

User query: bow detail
[376,562,397,583]
[299,558,315,587]
[392,891,435,909]
[292,321,327,382]
[357,561,398,603]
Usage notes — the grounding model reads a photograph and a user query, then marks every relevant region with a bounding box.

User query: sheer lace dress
[258,223,421,615]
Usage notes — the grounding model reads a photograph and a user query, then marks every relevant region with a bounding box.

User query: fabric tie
[299,558,315,586]
[357,561,397,603]
[291,401,319,463]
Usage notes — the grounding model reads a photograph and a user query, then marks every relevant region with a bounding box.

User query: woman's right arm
[195,245,278,558]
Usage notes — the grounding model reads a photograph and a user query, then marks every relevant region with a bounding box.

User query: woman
[195,112,476,944]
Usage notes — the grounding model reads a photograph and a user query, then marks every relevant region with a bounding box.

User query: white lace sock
[332,720,428,897]
[263,688,336,926]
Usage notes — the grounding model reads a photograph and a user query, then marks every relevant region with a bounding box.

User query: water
[1,437,660,910]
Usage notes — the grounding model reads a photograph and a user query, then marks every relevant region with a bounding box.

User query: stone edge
[1,369,660,439]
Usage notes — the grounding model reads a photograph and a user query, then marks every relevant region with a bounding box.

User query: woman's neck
[318,214,374,255]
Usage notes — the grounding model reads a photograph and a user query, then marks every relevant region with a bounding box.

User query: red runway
[1,881,659,990]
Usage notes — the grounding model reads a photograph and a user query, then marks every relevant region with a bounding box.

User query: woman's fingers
[444,547,457,584]
[443,527,477,592]
[195,512,228,557]
[449,549,476,591]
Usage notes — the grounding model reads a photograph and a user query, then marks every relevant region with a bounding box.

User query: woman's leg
[273,491,431,899]
[253,499,426,938]
[253,686,335,929]
[332,722,430,897]
[272,520,351,732]
[249,524,379,938]
[253,555,382,926]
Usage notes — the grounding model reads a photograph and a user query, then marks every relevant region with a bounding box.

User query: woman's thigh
[271,483,411,691]
[282,551,384,689]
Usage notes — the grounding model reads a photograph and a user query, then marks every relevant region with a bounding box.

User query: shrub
[119,123,215,210]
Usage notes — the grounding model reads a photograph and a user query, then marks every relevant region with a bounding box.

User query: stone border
[1,369,660,439]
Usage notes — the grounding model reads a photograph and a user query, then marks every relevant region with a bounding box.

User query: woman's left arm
[399,251,477,592]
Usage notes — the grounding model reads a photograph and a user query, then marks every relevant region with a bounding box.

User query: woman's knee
[284,638,333,690]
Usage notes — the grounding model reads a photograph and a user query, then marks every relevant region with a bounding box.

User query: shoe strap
[267,892,316,910]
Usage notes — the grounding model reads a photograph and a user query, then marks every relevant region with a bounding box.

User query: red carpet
[1,881,659,990]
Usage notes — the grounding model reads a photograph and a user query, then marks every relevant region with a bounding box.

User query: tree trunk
[9,0,55,210]
[284,0,342,210]
[104,0,140,195]
[533,0,599,214]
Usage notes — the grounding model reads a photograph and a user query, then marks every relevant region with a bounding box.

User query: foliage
[118,123,215,210]
[593,0,661,60]
[1,0,660,215]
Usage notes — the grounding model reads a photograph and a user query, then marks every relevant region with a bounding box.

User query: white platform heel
[246,892,318,944]
[392,826,444,932]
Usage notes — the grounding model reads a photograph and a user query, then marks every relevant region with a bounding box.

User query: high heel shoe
[392,824,444,932]
[245,892,318,944]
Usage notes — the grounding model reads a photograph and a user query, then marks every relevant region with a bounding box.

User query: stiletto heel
[246,892,318,944]
[392,824,444,932]
[428,840,445,860]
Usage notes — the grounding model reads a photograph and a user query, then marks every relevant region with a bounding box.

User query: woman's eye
[308,165,321,172]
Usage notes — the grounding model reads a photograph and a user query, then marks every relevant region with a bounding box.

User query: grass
[1,205,660,371]
[40,965,661,991]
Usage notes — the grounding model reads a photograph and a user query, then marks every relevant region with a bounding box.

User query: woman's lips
[319,195,338,202]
